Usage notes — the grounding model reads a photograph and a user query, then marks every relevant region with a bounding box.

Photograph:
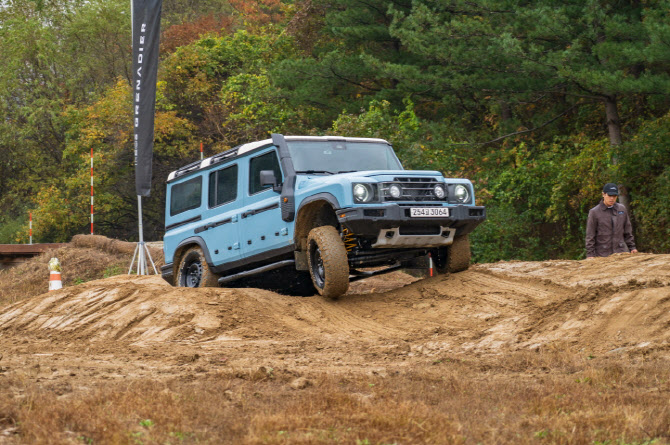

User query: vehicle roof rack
[209,146,240,167]
[173,159,202,179]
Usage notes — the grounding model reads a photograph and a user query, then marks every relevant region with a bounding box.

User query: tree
[0,0,131,223]
[272,0,421,124]
[389,0,670,204]
[163,27,301,149]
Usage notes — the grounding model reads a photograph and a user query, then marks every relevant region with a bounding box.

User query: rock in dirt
[290,377,312,390]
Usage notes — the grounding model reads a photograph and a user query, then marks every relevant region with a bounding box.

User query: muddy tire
[176,246,219,288]
[307,226,349,298]
[446,234,471,273]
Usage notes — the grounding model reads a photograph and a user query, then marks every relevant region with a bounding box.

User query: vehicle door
[239,147,291,259]
[198,162,242,268]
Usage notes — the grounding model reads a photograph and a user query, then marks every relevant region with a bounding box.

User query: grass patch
[0,352,668,444]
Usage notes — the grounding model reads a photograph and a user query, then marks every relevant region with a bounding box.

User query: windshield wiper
[295,170,335,175]
[336,170,358,174]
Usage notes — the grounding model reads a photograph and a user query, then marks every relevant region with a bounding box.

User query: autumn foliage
[1,0,669,261]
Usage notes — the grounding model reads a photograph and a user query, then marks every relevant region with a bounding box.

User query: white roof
[167,136,391,181]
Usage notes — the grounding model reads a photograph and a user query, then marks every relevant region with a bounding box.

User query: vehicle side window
[170,176,202,216]
[209,164,238,208]
[249,150,282,195]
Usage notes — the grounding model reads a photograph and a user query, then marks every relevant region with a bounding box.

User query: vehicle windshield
[286,141,403,174]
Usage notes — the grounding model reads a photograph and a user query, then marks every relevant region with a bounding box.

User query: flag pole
[90,147,94,235]
[128,195,157,275]
[129,0,162,275]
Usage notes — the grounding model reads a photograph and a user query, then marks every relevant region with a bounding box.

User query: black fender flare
[296,192,341,214]
[173,236,214,268]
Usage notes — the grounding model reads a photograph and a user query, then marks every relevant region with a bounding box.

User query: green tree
[273,0,421,126]
[163,27,302,150]
[0,0,132,239]
[390,0,670,202]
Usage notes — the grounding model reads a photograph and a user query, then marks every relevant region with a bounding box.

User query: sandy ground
[0,252,668,395]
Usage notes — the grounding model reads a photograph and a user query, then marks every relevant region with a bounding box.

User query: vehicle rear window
[209,164,238,208]
[170,177,202,216]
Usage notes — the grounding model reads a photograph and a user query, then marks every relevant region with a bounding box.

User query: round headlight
[353,183,372,202]
[389,184,402,199]
[454,185,469,202]
[433,184,446,199]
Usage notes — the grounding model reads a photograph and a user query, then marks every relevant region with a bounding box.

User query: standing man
[585,183,638,259]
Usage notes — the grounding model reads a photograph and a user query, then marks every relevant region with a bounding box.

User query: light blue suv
[162,134,486,298]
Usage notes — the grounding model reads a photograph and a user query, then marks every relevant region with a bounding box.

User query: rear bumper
[336,204,485,246]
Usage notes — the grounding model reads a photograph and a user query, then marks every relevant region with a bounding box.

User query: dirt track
[1,252,668,387]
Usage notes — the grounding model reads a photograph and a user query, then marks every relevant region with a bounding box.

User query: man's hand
[586,256,595,260]
[631,249,638,254]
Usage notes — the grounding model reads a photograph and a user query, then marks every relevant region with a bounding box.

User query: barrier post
[91,147,94,235]
[429,253,434,277]
[48,258,62,291]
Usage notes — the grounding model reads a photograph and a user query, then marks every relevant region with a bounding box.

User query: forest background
[1,0,669,262]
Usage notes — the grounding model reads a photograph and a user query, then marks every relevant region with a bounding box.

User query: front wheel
[430,234,471,274]
[176,246,219,288]
[445,234,471,273]
[307,226,349,298]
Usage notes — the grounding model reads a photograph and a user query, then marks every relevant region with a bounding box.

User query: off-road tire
[446,234,471,273]
[307,226,349,298]
[176,246,219,288]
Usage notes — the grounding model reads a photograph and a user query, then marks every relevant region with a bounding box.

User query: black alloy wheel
[177,246,220,288]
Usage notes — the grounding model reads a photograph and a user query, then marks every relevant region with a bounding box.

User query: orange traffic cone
[429,253,434,277]
[48,257,62,291]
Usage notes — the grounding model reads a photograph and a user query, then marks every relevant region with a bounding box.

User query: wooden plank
[0,243,66,255]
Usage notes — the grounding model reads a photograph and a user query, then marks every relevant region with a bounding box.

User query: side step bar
[218,259,403,286]
[218,259,295,285]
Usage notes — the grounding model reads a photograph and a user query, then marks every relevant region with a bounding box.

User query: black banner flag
[132,0,162,197]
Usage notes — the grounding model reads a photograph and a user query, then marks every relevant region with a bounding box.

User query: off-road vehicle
[162,134,486,298]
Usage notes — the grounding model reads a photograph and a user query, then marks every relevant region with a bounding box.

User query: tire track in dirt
[0,254,668,358]
[235,288,409,340]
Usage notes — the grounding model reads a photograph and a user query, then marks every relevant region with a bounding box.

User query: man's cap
[603,183,619,195]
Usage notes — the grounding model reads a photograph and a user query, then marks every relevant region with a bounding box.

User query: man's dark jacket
[585,201,636,257]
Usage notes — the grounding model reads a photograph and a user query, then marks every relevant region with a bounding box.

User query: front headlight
[353,183,374,203]
[433,184,446,199]
[454,185,470,203]
[388,184,402,199]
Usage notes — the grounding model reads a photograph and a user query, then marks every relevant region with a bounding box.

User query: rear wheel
[307,226,349,298]
[177,246,219,288]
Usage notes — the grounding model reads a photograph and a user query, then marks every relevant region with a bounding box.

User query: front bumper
[336,203,485,247]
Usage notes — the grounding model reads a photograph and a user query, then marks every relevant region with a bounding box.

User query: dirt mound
[1,244,668,445]
[1,252,668,358]
[0,235,164,305]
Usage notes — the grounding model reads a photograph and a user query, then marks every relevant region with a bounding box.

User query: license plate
[410,207,449,217]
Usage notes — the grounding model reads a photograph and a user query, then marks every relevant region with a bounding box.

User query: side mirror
[260,170,281,192]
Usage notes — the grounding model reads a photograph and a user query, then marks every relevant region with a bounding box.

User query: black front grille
[398,225,441,235]
[381,177,444,202]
